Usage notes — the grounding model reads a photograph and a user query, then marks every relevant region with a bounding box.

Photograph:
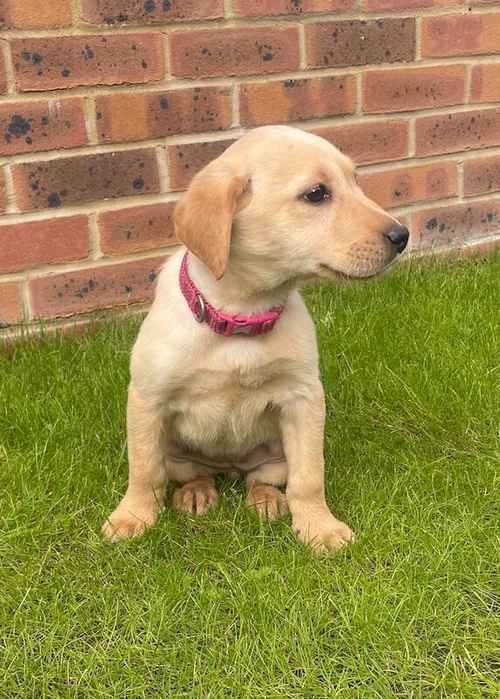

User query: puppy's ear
[174,158,249,280]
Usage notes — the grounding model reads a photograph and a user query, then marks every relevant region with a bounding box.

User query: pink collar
[179,253,284,337]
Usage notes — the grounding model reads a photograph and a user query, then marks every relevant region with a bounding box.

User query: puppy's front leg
[102,384,167,542]
[280,383,354,552]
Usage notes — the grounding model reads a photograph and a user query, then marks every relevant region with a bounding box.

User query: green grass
[0,254,498,698]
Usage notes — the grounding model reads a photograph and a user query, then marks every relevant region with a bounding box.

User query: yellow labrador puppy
[102,125,409,551]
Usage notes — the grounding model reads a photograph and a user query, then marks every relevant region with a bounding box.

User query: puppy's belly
[168,389,282,466]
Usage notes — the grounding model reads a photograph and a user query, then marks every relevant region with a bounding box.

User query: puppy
[102,125,409,551]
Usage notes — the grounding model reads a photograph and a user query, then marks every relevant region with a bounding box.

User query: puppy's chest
[168,360,296,451]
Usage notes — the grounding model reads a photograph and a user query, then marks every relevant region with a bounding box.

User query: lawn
[0,253,498,698]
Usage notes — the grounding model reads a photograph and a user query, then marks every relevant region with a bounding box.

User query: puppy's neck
[187,254,292,315]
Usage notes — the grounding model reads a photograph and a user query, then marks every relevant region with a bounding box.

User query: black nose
[383,224,409,254]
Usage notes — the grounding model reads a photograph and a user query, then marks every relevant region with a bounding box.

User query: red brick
[0,0,72,29]
[359,161,457,209]
[0,98,87,157]
[464,155,500,197]
[305,18,415,69]
[413,201,500,248]
[12,148,160,212]
[96,87,231,144]
[11,34,164,92]
[240,75,356,127]
[0,51,7,94]
[99,202,176,256]
[0,169,6,213]
[234,0,356,15]
[416,108,500,157]
[363,65,465,114]
[471,63,500,104]
[170,26,299,79]
[30,257,165,318]
[81,0,224,24]
[421,14,500,58]
[314,119,408,165]
[363,0,459,9]
[0,282,23,326]
[168,139,235,191]
[0,215,89,274]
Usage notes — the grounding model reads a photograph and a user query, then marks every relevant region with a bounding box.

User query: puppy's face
[174,125,409,284]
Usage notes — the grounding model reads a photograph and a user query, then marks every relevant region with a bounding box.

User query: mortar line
[3,165,17,214]
[87,212,101,260]
[162,31,171,80]
[355,73,362,116]
[457,161,465,199]
[83,95,98,144]
[156,144,170,194]
[415,15,422,62]
[298,22,306,70]
[408,117,416,158]
[464,62,473,104]
[72,0,82,25]
[231,82,240,128]
[0,39,17,95]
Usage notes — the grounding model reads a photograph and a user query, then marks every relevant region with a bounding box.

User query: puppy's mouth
[318,263,389,281]
[318,264,350,280]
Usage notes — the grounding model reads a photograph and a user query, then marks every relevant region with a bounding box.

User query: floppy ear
[173,159,249,280]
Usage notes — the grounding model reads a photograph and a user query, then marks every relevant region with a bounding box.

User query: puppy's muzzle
[383,224,410,254]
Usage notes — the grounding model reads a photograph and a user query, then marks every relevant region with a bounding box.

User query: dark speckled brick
[12,148,160,212]
[96,86,232,144]
[0,98,87,156]
[171,26,300,79]
[81,0,224,24]
[416,107,500,156]
[414,200,500,248]
[306,18,415,68]
[168,139,236,191]
[0,282,23,325]
[30,256,166,318]
[99,202,176,255]
[11,34,164,92]
[464,154,500,197]
[240,75,356,126]
[314,119,408,165]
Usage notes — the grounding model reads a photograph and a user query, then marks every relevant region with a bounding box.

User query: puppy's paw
[246,484,289,520]
[102,502,159,542]
[292,507,354,552]
[173,479,218,516]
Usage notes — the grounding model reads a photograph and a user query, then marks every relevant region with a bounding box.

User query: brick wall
[1,1,499,330]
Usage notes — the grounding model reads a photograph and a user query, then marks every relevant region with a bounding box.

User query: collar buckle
[194,294,206,323]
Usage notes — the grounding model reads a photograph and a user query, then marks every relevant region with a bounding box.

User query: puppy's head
[174,125,409,283]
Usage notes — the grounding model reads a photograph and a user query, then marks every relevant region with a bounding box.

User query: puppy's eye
[304,184,331,204]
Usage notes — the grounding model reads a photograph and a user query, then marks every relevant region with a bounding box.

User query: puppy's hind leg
[102,385,168,542]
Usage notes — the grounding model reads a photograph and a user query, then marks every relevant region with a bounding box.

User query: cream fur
[102,125,404,551]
